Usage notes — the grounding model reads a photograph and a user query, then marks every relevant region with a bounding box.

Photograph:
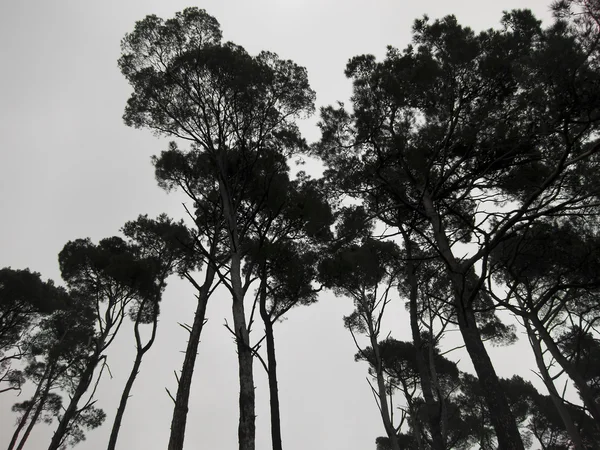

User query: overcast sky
[0,1,556,449]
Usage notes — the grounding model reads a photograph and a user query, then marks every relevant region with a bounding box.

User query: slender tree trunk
[529,313,600,424]
[48,355,99,450]
[218,167,255,450]
[522,315,585,450]
[107,301,159,450]
[262,319,283,450]
[230,250,255,450]
[8,363,54,450]
[428,340,449,442]
[422,193,525,450]
[258,274,283,450]
[365,310,400,450]
[15,371,55,450]
[403,231,445,450]
[167,266,215,450]
[400,378,425,450]
[107,353,144,450]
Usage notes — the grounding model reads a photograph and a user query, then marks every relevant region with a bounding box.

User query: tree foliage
[3,5,600,450]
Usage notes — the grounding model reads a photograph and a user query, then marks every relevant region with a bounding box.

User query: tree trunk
[218,167,255,450]
[259,274,283,450]
[422,192,525,450]
[403,231,445,450]
[428,340,449,443]
[8,363,54,450]
[107,352,144,450]
[456,305,525,449]
[522,315,585,450]
[167,266,215,450]
[364,305,401,450]
[231,250,255,450]
[15,371,55,450]
[107,300,158,450]
[48,355,99,450]
[529,313,600,424]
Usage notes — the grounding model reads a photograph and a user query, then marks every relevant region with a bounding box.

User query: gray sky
[0,1,555,449]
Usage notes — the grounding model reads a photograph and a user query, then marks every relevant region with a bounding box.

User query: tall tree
[243,172,331,450]
[319,235,403,450]
[105,214,197,450]
[315,8,600,448]
[47,237,156,450]
[150,150,226,450]
[6,283,92,450]
[119,8,315,450]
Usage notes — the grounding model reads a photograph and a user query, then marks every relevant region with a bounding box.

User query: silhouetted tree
[6,284,92,450]
[319,233,403,450]
[0,268,64,394]
[47,237,158,450]
[242,173,331,450]
[315,8,600,448]
[489,220,600,431]
[119,7,315,450]
[104,214,198,450]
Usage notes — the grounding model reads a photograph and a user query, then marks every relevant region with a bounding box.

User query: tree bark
[167,265,215,450]
[422,193,525,450]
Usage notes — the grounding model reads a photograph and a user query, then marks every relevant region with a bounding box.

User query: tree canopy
[2,4,600,450]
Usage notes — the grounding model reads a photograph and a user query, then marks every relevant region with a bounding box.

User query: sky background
[0,1,556,449]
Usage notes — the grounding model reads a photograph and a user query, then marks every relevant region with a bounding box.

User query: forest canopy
[1,2,599,449]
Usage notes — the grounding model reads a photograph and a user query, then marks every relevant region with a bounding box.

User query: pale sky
[0,1,555,449]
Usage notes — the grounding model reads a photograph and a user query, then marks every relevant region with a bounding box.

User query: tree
[0,268,64,394]
[119,8,315,450]
[148,148,226,450]
[315,8,600,448]
[319,235,404,450]
[489,220,600,432]
[6,286,94,450]
[106,214,197,450]
[242,172,331,450]
[47,237,157,450]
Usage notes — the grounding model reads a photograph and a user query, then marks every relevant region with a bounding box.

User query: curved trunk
[47,355,99,450]
[107,300,159,450]
[106,352,144,450]
[422,193,525,450]
[167,265,215,450]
